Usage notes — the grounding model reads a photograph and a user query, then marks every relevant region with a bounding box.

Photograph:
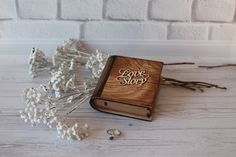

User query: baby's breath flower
[21,39,109,140]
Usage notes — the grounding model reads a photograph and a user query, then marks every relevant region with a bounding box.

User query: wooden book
[89,55,163,121]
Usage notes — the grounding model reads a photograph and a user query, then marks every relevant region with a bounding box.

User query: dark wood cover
[89,55,163,121]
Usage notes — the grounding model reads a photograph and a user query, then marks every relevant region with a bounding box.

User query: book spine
[90,55,117,101]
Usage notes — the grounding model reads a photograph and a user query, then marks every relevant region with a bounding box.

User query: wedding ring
[107,129,122,140]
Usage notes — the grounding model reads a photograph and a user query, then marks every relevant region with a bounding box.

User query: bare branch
[161,76,227,92]
[164,62,195,66]
[198,64,236,69]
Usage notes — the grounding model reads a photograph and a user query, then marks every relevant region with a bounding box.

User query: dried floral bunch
[20,39,109,140]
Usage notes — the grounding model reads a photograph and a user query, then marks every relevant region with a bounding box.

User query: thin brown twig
[162,82,197,91]
[164,62,195,65]
[198,64,236,69]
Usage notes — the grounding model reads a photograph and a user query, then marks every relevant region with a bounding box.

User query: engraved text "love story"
[116,69,149,86]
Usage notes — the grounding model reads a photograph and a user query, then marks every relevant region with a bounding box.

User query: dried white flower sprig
[53,39,90,66]
[21,39,110,140]
[28,48,53,78]
[86,49,110,79]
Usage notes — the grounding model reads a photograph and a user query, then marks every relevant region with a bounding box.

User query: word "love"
[116,68,149,86]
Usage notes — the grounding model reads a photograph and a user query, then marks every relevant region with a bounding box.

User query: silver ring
[107,129,122,140]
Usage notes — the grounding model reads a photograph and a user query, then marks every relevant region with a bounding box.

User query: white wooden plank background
[0,40,236,157]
